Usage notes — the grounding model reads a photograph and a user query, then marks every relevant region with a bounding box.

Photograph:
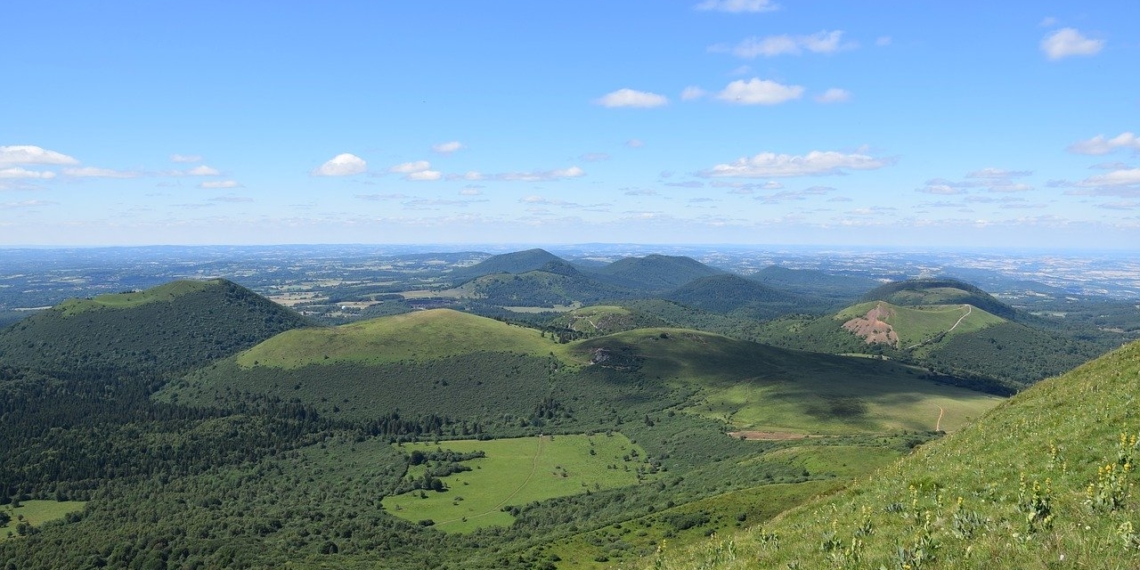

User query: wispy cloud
[312,153,367,176]
[170,154,202,163]
[814,88,851,103]
[63,167,142,179]
[199,180,240,189]
[0,145,78,166]
[1,199,57,209]
[1068,132,1140,155]
[1041,28,1104,60]
[681,86,707,101]
[0,167,56,179]
[716,78,803,105]
[700,150,891,178]
[496,167,584,182]
[694,0,778,13]
[432,141,464,154]
[389,160,441,181]
[719,30,852,58]
[595,88,668,108]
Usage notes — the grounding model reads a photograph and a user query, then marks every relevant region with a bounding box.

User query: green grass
[383,434,652,532]
[0,501,86,540]
[649,338,1140,570]
[576,328,1003,435]
[236,309,576,369]
[837,301,1005,348]
[56,280,216,316]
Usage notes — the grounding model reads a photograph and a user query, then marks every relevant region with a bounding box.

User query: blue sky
[2,1,1138,248]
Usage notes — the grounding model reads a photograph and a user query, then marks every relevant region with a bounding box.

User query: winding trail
[438,435,547,526]
[935,406,945,432]
[906,304,972,350]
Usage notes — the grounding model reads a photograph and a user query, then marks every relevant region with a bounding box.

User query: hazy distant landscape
[5,0,1140,567]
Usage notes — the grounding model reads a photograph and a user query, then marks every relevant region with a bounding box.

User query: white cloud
[1040,16,1058,27]
[681,86,707,101]
[876,36,892,47]
[406,170,442,181]
[626,139,645,148]
[0,167,57,179]
[814,88,851,103]
[716,78,804,105]
[595,88,669,108]
[432,141,464,154]
[63,167,141,179]
[389,160,432,174]
[1068,132,1140,155]
[210,196,253,203]
[966,168,1031,179]
[580,152,611,162]
[388,160,440,181]
[170,154,202,163]
[0,145,78,166]
[694,0,778,13]
[728,30,850,58]
[1041,28,1104,60]
[356,193,409,201]
[199,180,240,189]
[1,199,57,209]
[312,153,367,176]
[459,188,482,196]
[498,166,584,182]
[1079,168,1140,187]
[700,150,891,178]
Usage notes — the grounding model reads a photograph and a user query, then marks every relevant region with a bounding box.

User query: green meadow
[0,501,87,540]
[383,434,652,533]
[836,300,1005,348]
[236,309,577,369]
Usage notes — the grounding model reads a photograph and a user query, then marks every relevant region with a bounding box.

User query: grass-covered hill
[757,296,1101,386]
[450,248,564,281]
[862,277,1019,320]
[592,254,723,292]
[653,337,1140,570]
[162,309,1002,435]
[0,279,307,374]
[751,265,880,305]
[546,305,671,335]
[665,274,810,318]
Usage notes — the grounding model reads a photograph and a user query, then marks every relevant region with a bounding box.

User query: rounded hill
[861,277,1018,319]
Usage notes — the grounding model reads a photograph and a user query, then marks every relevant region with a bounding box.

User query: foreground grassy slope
[0,279,308,373]
[652,339,1140,570]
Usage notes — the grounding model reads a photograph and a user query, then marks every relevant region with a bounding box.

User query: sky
[2,1,1139,248]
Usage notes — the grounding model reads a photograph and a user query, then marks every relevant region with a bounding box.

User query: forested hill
[593,254,722,291]
[450,248,564,281]
[862,277,1019,319]
[0,279,308,374]
[665,274,806,316]
[752,265,879,304]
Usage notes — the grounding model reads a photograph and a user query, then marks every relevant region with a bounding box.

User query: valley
[0,246,1137,569]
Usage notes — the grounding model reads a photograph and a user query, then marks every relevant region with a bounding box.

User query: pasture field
[383,434,653,533]
[235,308,578,369]
[0,501,87,540]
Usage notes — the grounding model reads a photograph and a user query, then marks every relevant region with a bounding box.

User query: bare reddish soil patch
[843,302,899,347]
[728,431,810,441]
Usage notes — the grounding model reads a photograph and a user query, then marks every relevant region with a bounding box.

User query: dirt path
[935,406,945,432]
[906,304,972,350]
[439,436,546,525]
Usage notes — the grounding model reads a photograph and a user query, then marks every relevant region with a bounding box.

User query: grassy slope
[548,306,671,335]
[383,434,651,532]
[576,329,1002,434]
[652,339,1140,570]
[54,280,214,315]
[235,309,572,369]
[837,301,1006,349]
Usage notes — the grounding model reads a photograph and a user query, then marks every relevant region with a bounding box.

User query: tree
[0,510,10,526]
